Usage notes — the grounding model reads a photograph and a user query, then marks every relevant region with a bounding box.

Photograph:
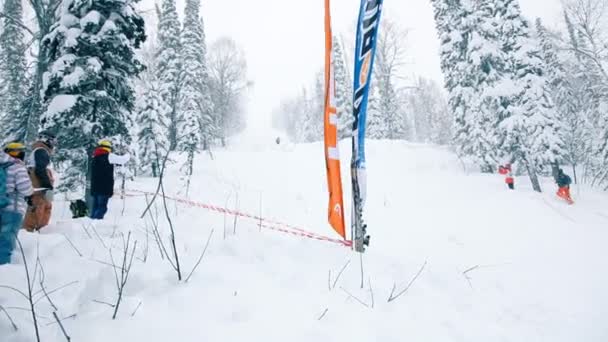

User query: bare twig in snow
[0,304,18,331]
[89,224,108,249]
[111,232,138,319]
[185,229,215,283]
[232,192,239,235]
[52,311,72,341]
[359,253,365,289]
[462,264,479,289]
[46,313,76,326]
[92,300,115,308]
[387,261,427,303]
[340,287,370,308]
[331,260,351,290]
[15,237,41,342]
[327,270,331,291]
[62,234,83,257]
[33,281,79,305]
[317,308,329,320]
[79,223,93,239]
[131,301,142,317]
[369,277,375,308]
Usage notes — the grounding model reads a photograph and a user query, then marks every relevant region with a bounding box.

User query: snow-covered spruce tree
[156,0,181,150]
[41,0,146,192]
[0,0,28,141]
[136,77,169,177]
[536,18,589,182]
[495,0,564,192]
[333,35,353,139]
[179,0,213,189]
[180,1,214,151]
[431,0,499,171]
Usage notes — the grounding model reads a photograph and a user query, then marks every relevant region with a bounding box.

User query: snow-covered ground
[2,139,608,342]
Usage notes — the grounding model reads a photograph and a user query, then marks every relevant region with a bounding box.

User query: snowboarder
[0,143,33,264]
[90,140,130,219]
[498,163,515,190]
[23,131,56,232]
[555,168,574,204]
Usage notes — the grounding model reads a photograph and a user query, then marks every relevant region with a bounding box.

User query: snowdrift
[2,140,607,342]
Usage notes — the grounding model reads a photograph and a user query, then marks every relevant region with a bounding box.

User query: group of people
[0,131,124,265]
[498,162,574,204]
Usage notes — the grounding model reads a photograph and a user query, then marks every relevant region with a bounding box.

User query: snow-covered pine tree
[156,0,182,151]
[0,0,28,141]
[41,0,146,192]
[333,35,353,139]
[495,0,565,192]
[136,77,169,177]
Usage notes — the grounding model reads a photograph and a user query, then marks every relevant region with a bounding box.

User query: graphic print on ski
[351,0,384,252]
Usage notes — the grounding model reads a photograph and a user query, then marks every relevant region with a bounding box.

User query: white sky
[141,0,565,131]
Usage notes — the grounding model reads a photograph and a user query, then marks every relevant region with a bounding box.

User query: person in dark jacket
[89,140,130,220]
[556,168,574,204]
[90,140,114,219]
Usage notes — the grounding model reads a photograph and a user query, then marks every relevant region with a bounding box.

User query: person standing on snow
[90,140,130,219]
[498,163,515,190]
[556,168,574,204]
[0,143,33,264]
[23,131,56,232]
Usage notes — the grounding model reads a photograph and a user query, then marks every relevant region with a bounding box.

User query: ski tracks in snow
[540,198,577,223]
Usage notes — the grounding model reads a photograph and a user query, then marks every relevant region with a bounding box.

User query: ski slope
[2,138,607,342]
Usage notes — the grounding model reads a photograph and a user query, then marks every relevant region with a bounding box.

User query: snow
[60,66,85,88]
[80,10,101,28]
[45,94,78,116]
[2,140,608,341]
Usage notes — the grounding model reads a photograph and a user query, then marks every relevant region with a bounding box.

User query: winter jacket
[557,172,572,188]
[1,153,33,215]
[91,148,114,197]
[27,142,54,190]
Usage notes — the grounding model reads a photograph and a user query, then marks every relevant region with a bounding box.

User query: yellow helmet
[4,142,26,159]
[5,142,25,151]
[98,140,112,148]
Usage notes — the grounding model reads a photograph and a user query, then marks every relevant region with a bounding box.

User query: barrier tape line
[123,189,352,248]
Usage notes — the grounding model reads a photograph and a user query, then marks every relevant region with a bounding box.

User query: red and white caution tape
[124,189,352,248]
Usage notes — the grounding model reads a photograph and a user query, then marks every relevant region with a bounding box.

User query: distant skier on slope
[555,168,574,204]
[498,163,515,190]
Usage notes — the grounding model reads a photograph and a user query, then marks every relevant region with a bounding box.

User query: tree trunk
[571,164,578,185]
[525,159,542,193]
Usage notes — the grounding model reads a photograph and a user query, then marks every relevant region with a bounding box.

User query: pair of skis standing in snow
[498,163,574,204]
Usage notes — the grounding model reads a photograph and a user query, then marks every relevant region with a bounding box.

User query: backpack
[0,162,14,209]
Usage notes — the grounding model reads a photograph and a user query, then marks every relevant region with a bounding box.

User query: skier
[0,143,33,264]
[555,168,574,204]
[23,131,56,232]
[90,140,130,219]
[498,163,515,190]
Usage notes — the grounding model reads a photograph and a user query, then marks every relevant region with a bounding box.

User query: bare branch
[15,237,41,342]
[0,11,36,36]
[317,308,329,320]
[131,301,142,317]
[185,229,215,283]
[331,260,351,290]
[62,234,83,257]
[340,287,370,308]
[92,300,115,308]
[0,304,19,331]
[387,261,427,303]
[52,311,72,341]
[33,281,79,305]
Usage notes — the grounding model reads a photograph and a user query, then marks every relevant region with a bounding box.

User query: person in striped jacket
[0,142,33,265]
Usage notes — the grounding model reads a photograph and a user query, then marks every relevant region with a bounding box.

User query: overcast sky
[141,0,565,131]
